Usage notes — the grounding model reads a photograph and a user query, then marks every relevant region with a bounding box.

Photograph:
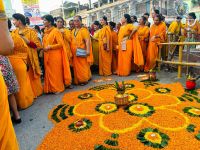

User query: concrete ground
[14,71,199,150]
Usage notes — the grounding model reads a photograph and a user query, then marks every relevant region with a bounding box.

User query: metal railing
[157,42,200,78]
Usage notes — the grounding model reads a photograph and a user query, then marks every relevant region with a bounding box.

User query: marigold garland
[39,80,200,150]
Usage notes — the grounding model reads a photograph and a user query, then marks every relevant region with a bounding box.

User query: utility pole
[62,0,65,19]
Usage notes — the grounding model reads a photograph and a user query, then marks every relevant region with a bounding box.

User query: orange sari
[111,30,118,73]
[61,28,72,60]
[98,25,112,76]
[71,27,93,84]
[12,27,43,98]
[8,33,34,109]
[43,27,71,93]
[118,24,132,76]
[137,25,149,61]
[144,22,166,71]
[0,72,19,150]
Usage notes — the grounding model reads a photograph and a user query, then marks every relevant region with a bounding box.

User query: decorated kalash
[38,74,200,149]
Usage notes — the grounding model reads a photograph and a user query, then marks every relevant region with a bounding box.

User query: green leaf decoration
[183,107,200,117]
[124,83,135,89]
[111,133,119,139]
[78,93,93,100]
[59,105,69,120]
[125,103,155,117]
[195,134,200,140]
[185,93,200,103]
[96,102,118,114]
[178,97,186,102]
[137,128,170,149]
[155,87,171,94]
[94,144,119,150]
[186,124,196,132]
[104,139,118,146]
[182,94,193,102]
[89,84,115,91]
[128,93,138,102]
[68,118,92,132]
[68,106,74,116]
[185,89,198,95]
[51,104,65,123]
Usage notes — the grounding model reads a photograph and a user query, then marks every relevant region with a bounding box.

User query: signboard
[21,0,43,26]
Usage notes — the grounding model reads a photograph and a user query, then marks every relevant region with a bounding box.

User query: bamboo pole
[158,45,162,72]
[156,60,200,66]
[178,46,183,78]
[158,42,200,46]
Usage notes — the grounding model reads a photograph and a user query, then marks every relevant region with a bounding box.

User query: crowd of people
[0,9,200,126]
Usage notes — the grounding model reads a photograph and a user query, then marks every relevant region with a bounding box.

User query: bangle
[0,11,7,20]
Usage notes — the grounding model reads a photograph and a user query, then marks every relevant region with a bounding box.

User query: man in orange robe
[99,16,112,76]
[109,21,118,74]
[144,14,166,71]
[12,13,43,98]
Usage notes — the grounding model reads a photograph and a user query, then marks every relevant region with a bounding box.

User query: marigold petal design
[146,108,189,131]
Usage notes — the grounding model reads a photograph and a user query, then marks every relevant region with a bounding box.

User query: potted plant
[114,81,126,94]
[186,74,197,90]
[149,69,157,81]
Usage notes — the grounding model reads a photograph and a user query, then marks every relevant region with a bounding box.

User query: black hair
[124,14,132,24]
[75,15,82,22]
[154,9,160,15]
[12,13,26,26]
[69,19,74,23]
[109,21,116,28]
[25,17,30,25]
[34,25,41,34]
[41,28,45,34]
[144,12,150,17]
[56,16,65,26]
[176,16,182,19]
[93,20,100,26]
[102,16,107,22]
[8,19,12,30]
[141,16,147,24]
[42,14,54,25]
[133,15,138,21]
[188,12,196,19]
[154,14,162,21]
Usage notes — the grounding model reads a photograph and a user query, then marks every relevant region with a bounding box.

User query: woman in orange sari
[0,3,19,148]
[42,15,71,94]
[118,14,141,76]
[91,21,101,66]
[144,14,166,72]
[98,16,112,76]
[56,17,72,61]
[71,15,93,85]
[137,16,149,70]
[12,13,43,98]
[8,20,34,110]
[109,21,118,74]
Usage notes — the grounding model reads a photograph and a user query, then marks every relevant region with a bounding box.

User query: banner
[21,0,43,26]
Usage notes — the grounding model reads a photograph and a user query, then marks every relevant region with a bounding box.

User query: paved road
[14,71,195,150]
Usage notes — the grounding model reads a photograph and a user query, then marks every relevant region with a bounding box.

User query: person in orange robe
[137,16,150,70]
[0,5,19,148]
[56,17,72,61]
[42,15,72,94]
[118,14,142,76]
[109,21,118,74]
[12,13,43,98]
[71,15,93,85]
[144,14,166,72]
[8,20,34,110]
[98,16,112,76]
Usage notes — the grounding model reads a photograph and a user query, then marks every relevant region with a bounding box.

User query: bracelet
[0,11,7,20]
